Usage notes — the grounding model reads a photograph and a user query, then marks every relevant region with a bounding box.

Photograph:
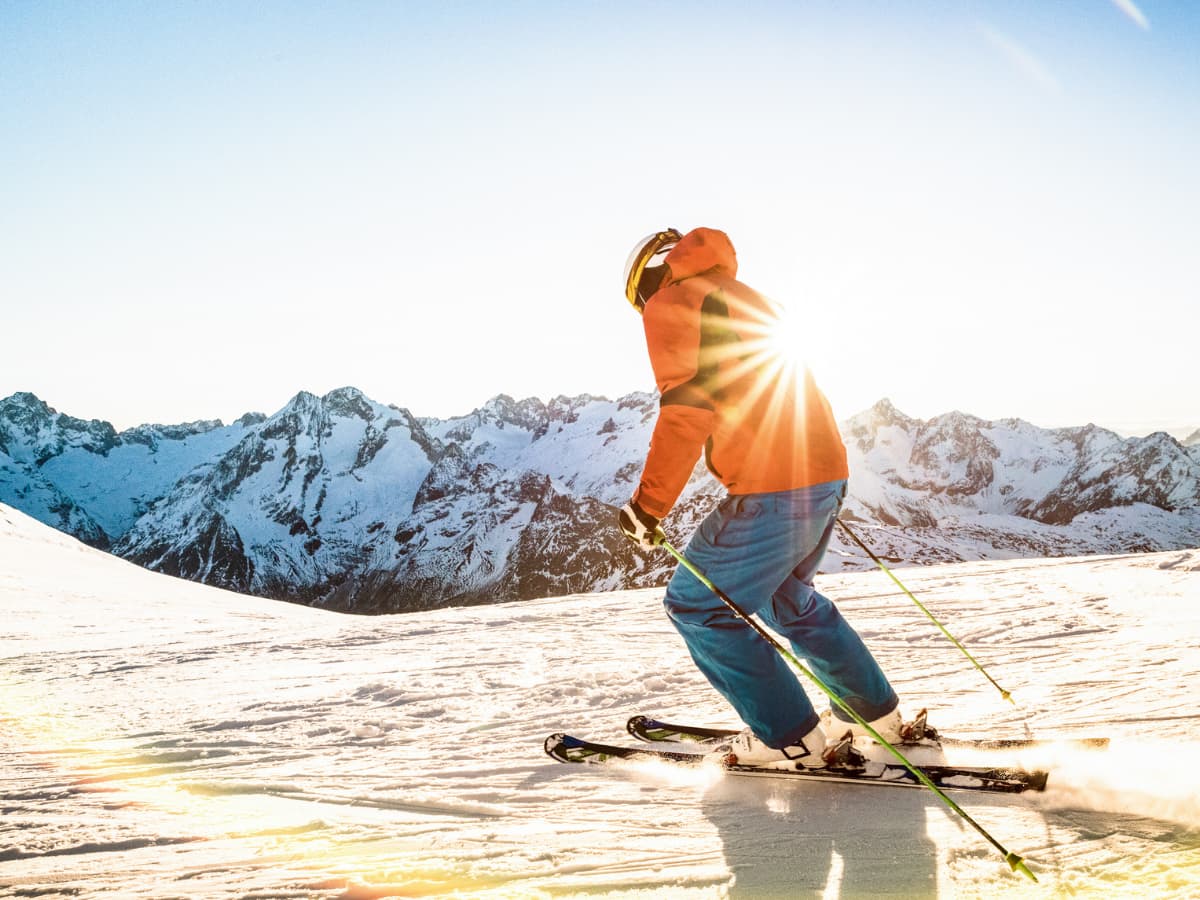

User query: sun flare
[764,305,808,376]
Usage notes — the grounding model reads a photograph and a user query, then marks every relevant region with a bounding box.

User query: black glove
[618,499,665,548]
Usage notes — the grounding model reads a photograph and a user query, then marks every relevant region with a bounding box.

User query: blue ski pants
[663,479,898,748]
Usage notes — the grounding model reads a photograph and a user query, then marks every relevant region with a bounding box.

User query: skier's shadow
[700,773,939,898]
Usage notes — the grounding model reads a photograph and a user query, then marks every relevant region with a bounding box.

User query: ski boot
[822,707,940,746]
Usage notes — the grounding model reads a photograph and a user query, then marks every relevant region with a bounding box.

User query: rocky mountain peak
[482,394,517,416]
[322,386,374,421]
[1141,431,1184,452]
[119,420,226,449]
[917,411,998,458]
[847,398,914,434]
[261,391,333,442]
[547,394,604,424]
[483,394,549,432]
[432,395,550,444]
[284,391,321,413]
[0,392,55,438]
[930,409,986,430]
[0,393,50,454]
[2,390,53,416]
[1053,422,1122,455]
[0,391,118,460]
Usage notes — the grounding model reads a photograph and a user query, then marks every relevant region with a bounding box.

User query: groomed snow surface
[1,503,1198,898]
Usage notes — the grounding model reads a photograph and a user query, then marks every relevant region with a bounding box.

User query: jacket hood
[664,227,737,282]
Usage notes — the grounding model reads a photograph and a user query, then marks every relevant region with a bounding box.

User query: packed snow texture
[1,503,1198,897]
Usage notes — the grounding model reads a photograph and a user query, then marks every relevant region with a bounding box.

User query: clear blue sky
[2,1,1197,434]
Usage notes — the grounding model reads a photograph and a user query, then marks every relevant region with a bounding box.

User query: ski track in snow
[1,504,1198,898]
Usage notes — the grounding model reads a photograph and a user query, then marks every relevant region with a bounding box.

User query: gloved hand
[618,499,665,548]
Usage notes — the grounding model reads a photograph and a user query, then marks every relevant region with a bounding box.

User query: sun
[692,295,812,423]
[764,304,808,372]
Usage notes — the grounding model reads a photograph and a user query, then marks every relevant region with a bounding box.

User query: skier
[617,226,910,768]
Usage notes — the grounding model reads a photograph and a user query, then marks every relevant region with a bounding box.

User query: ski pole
[836,518,1016,706]
[656,535,1038,883]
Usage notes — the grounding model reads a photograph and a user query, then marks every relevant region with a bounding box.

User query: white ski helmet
[623,228,682,312]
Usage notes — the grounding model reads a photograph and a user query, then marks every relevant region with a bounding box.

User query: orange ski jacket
[633,227,849,520]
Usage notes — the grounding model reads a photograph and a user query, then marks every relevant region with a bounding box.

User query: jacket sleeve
[633,291,716,519]
[634,404,714,519]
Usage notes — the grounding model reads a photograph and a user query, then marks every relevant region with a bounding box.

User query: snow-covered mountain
[111,389,675,611]
[837,399,1200,566]
[1,389,1198,613]
[0,392,259,549]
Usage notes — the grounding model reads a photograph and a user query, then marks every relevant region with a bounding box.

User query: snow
[1,502,1199,898]
[425,394,655,507]
[39,424,248,537]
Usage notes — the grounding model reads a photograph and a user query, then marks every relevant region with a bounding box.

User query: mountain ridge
[2,388,1197,613]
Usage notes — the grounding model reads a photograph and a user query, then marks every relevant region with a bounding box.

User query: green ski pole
[657,535,1037,882]
[836,518,1016,706]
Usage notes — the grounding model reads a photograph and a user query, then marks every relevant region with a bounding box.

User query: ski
[545,732,1048,794]
[627,714,1109,752]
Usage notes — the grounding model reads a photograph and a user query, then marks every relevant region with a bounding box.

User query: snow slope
[2,502,1198,898]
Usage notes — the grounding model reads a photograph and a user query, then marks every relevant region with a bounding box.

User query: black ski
[545,733,1047,794]
[627,714,1109,752]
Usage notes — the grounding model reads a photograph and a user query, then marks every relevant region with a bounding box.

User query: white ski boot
[821,707,939,745]
[707,723,864,770]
